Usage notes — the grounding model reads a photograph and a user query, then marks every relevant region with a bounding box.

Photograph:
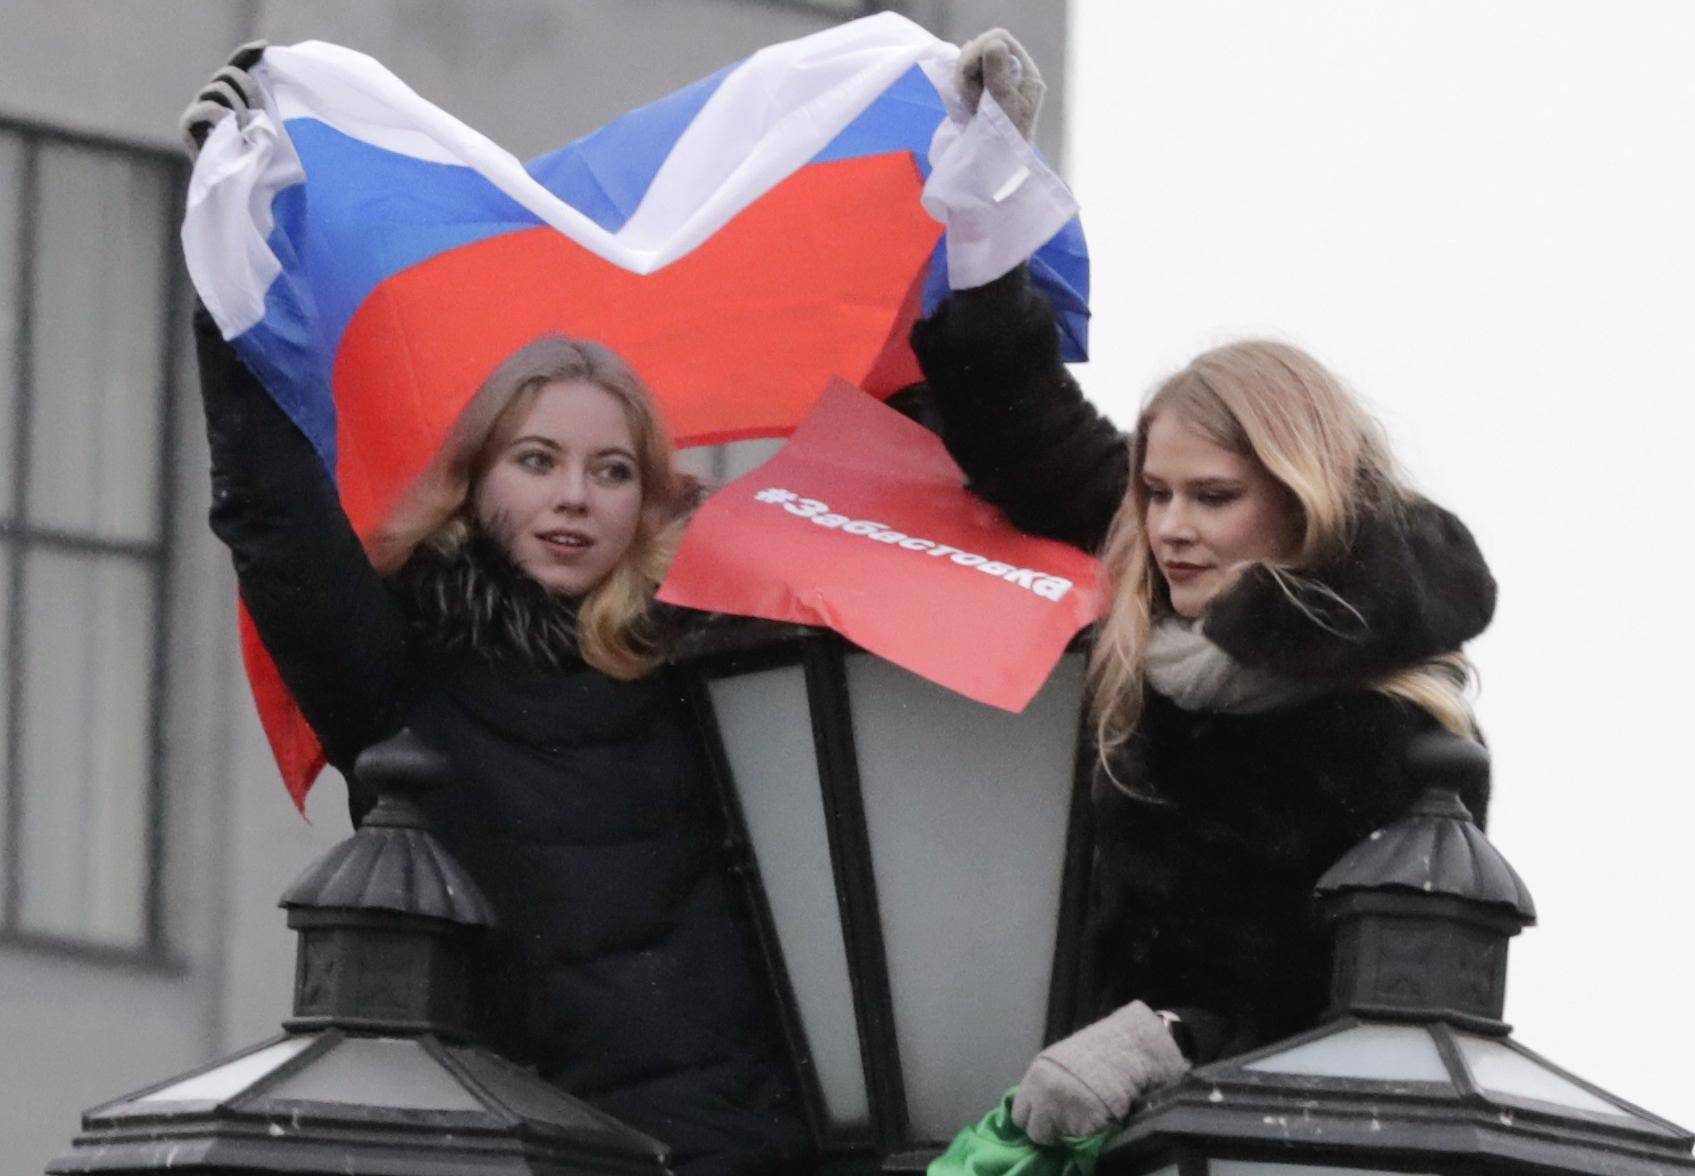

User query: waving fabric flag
[182,12,1089,804]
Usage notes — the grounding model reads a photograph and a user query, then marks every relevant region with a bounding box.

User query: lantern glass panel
[140,1037,314,1103]
[847,651,1086,1141]
[1454,1035,1634,1118]
[1244,1023,1450,1083]
[1212,1163,1438,1175]
[708,665,870,1128]
[262,1038,484,1110]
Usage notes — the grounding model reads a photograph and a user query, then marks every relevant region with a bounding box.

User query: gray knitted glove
[179,41,268,160]
[955,27,1045,142]
[1011,1001,1190,1146]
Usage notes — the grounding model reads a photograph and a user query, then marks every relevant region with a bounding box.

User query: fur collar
[391,532,585,671]
[1201,496,1496,681]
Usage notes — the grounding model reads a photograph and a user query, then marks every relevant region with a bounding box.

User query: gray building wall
[0,2,1068,1171]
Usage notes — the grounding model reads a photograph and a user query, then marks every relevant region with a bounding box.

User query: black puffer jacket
[911,268,1497,1063]
[194,312,811,1176]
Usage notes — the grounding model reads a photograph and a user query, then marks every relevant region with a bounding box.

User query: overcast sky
[1069,0,1695,1127]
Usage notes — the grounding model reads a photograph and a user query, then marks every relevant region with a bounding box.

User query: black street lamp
[46,732,670,1176]
[674,623,1097,1172]
[1097,733,1695,1176]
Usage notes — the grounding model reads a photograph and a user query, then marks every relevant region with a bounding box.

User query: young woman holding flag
[183,53,811,1176]
[916,30,1497,1159]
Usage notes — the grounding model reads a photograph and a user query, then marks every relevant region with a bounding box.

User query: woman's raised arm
[195,308,413,780]
[910,265,1129,551]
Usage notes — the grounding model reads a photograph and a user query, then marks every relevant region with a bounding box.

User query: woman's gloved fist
[179,40,268,159]
[1010,1000,1190,1146]
[954,27,1045,142]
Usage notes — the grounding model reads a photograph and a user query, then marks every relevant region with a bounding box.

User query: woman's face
[474,379,644,596]
[1140,412,1301,618]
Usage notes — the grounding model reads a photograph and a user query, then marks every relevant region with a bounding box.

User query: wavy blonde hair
[370,336,694,680]
[1089,340,1476,775]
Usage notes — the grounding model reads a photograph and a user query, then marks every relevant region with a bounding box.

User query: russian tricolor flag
[182,13,1089,803]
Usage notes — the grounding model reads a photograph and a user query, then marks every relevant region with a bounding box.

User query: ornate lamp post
[1097,733,1695,1175]
[48,622,1097,1175]
[674,623,1097,1172]
[46,732,669,1176]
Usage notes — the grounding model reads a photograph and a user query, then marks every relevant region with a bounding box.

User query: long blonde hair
[1089,340,1476,773]
[370,336,694,679]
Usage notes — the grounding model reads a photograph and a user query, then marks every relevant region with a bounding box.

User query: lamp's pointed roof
[279,729,496,927]
[1317,734,1536,920]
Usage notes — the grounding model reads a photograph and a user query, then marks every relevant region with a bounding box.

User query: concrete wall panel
[2,952,216,1172]
[0,0,256,148]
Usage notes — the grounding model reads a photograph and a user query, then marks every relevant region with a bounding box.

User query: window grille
[0,119,185,961]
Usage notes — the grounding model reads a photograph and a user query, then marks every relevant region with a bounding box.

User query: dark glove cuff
[1156,1010,1197,1061]
[1160,1007,1236,1066]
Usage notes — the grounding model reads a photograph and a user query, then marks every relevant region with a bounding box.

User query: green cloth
[928,1089,1110,1176]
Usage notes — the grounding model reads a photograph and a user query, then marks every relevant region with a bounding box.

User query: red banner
[659,380,1103,711]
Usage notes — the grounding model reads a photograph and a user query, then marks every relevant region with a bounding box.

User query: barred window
[0,121,184,958]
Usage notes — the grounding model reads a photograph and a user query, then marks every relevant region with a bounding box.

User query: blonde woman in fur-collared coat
[911,31,1494,1151]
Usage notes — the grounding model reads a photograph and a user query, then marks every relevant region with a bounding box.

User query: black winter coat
[194,313,811,1176]
[911,268,1497,1063]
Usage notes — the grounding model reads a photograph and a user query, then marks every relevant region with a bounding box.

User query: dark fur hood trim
[391,532,584,671]
[1202,495,1496,681]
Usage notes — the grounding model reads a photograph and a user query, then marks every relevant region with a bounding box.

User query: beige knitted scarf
[1143,617,1324,714]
